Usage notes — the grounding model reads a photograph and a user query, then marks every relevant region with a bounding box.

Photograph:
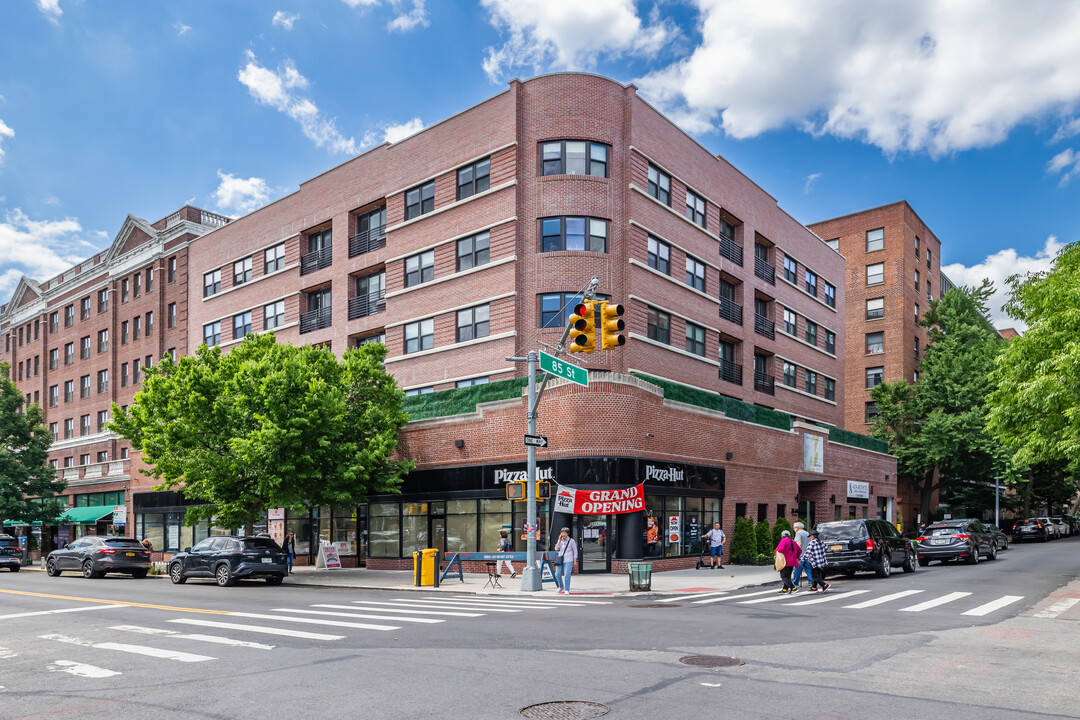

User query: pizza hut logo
[494,467,554,484]
[645,465,684,483]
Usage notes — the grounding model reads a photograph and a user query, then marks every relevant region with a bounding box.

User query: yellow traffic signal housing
[537,481,551,501]
[568,300,597,353]
[599,301,626,349]
[506,481,526,501]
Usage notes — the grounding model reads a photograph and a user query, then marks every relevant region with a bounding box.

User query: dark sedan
[0,534,22,572]
[169,536,286,587]
[916,521,996,565]
[1013,518,1050,542]
[983,523,1010,551]
[46,536,151,578]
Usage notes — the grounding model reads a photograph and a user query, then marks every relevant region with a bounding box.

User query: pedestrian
[282,531,296,575]
[554,526,578,595]
[801,528,830,593]
[775,530,800,593]
[703,522,726,569]
[790,522,812,589]
[496,530,516,579]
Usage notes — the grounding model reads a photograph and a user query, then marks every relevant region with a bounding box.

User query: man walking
[703,522,726,569]
[801,528,830,593]
[790,522,812,591]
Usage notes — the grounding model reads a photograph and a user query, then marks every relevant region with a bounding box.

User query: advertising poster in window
[646,516,659,545]
[667,515,680,545]
[269,519,285,546]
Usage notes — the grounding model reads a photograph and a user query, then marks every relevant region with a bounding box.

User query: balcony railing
[719,359,743,386]
[754,370,775,395]
[300,246,333,276]
[718,296,743,325]
[718,235,743,266]
[755,256,775,284]
[348,291,386,320]
[61,460,129,486]
[349,226,387,258]
[300,306,332,334]
[754,313,775,340]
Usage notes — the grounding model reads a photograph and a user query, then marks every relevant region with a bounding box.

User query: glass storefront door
[429,515,447,553]
[577,514,610,573]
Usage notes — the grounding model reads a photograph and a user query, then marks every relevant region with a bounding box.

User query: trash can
[628,561,652,592]
[414,548,441,587]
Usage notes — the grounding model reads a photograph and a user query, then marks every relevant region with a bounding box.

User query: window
[456,377,490,388]
[805,320,818,347]
[64,418,74,439]
[866,297,884,319]
[867,263,884,285]
[97,369,108,394]
[456,305,490,342]
[646,307,670,344]
[783,361,797,387]
[927,248,931,269]
[204,322,221,347]
[234,256,252,286]
[915,303,919,322]
[97,329,108,353]
[145,311,153,336]
[541,217,607,253]
[826,238,839,251]
[927,284,932,302]
[204,269,221,297]
[65,304,74,326]
[647,236,671,274]
[265,243,285,274]
[133,359,141,384]
[168,303,176,328]
[404,387,435,396]
[825,378,836,401]
[685,256,706,292]
[168,256,176,282]
[133,272,141,297]
[49,385,58,407]
[866,366,884,388]
[456,158,490,200]
[121,321,129,345]
[264,300,285,330]
[234,311,252,340]
[866,227,884,252]
[80,414,90,436]
[121,279,129,303]
[866,332,884,355]
[65,342,74,365]
[96,448,108,462]
[121,363,129,387]
[405,181,435,220]
[915,235,920,258]
[805,370,817,395]
[353,333,385,348]
[539,292,584,328]
[98,289,109,313]
[404,250,435,287]
[541,140,609,177]
[456,231,490,271]
[49,422,58,441]
[145,355,153,371]
[146,268,154,292]
[404,318,434,354]
[80,296,91,320]
[49,348,58,370]
[865,401,879,423]
[685,189,706,227]
[80,336,90,359]
[50,312,58,333]
[133,316,141,340]
[805,271,818,297]
[915,269,920,291]
[914,336,920,361]
[647,164,671,205]
[824,282,836,308]
[783,256,797,283]
[783,308,797,335]
[685,323,706,356]
[80,374,90,398]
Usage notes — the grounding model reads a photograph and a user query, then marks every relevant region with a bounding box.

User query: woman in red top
[776,530,801,594]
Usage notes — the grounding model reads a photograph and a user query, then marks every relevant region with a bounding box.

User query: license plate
[125,552,135,557]
[829,544,843,551]
[931,538,948,545]
[260,557,272,563]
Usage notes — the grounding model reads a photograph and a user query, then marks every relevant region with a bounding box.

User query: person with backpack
[496,530,515,579]
[801,528,830,593]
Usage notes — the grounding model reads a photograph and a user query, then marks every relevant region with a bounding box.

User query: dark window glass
[457,231,491,271]
[540,217,607,253]
[457,158,491,200]
[405,181,435,220]
[647,307,670,344]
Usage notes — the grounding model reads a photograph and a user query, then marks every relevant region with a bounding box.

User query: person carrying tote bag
[775,530,800,594]
[553,527,578,595]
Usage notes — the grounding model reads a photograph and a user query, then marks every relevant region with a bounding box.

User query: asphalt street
[0,536,1077,720]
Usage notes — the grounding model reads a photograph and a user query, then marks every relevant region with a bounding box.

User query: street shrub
[773,516,793,546]
[729,515,757,564]
[756,518,773,556]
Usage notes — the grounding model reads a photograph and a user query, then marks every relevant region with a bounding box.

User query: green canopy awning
[57,507,113,525]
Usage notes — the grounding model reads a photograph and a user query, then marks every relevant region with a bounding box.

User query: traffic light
[568,300,597,353]
[506,481,526,501]
[599,301,626,349]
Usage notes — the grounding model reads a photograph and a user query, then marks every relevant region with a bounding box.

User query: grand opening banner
[553,483,645,514]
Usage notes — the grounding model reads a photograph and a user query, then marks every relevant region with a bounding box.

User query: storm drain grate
[519,701,610,719]
[679,655,744,668]
[630,603,681,608]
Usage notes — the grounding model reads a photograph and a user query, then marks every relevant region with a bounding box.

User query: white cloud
[481,0,673,82]
[804,173,822,194]
[942,236,1065,331]
[175,22,191,36]
[387,0,429,32]
[383,118,424,143]
[1047,149,1080,186]
[213,171,271,216]
[0,208,102,300]
[635,1,1080,157]
[0,119,13,164]
[341,0,379,7]
[237,51,357,154]
[37,0,62,24]
[272,11,300,31]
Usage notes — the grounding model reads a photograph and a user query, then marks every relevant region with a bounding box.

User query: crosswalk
[30,594,608,679]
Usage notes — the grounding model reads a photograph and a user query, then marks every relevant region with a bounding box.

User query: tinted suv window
[0,537,16,548]
[817,521,868,541]
[105,538,144,547]
[242,538,279,550]
[191,539,215,552]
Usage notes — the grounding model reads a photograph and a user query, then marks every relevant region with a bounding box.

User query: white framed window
[404,318,434,354]
[866,227,884,252]
[866,263,884,285]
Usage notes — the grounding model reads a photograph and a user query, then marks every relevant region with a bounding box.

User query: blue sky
[2,1,1079,328]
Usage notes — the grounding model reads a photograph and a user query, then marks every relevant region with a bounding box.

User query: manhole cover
[679,655,744,668]
[630,603,681,608]
[519,701,610,719]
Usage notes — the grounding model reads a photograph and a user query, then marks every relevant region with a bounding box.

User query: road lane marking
[362,600,520,613]
[660,591,727,603]
[962,595,1025,617]
[110,625,274,650]
[692,589,777,604]
[168,618,344,641]
[46,660,120,678]
[1033,597,1080,618]
[226,612,400,631]
[0,605,126,621]
[843,590,924,609]
[0,588,232,614]
[0,647,17,659]
[738,593,799,605]
[270,608,443,624]
[899,592,972,612]
[41,634,215,662]
[324,603,483,617]
[784,590,870,606]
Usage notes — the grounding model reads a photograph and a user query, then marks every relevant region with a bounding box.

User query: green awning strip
[56,507,114,525]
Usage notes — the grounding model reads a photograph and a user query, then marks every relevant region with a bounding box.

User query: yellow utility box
[413,548,441,587]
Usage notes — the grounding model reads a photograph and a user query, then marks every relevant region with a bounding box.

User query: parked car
[983,523,1010,551]
[1013,518,1051,542]
[45,536,151,578]
[816,518,916,578]
[0,533,22,572]
[1050,517,1071,538]
[916,521,996,565]
[1034,516,1061,539]
[169,536,286,587]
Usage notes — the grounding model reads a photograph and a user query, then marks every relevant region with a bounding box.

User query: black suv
[0,534,22,572]
[817,519,916,578]
[916,520,996,565]
[169,536,286,587]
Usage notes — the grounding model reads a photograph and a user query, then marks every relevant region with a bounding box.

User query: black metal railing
[754,313,775,340]
[718,296,743,325]
[755,256,775,284]
[299,307,332,334]
[300,246,333,275]
[348,291,386,320]
[754,371,775,395]
[349,226,387,258]
[719,235,743,266]
[719,359,743,385]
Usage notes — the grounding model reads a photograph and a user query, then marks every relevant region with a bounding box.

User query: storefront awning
[57,507,113,525]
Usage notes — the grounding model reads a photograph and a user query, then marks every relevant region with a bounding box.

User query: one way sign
[523,434,549,448]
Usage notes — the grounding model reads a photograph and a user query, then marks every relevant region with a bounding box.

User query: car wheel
[876,553,892,578]
[215,563,234,587]
[902,549,916,573]
[966,547,979,565]
[265,575,283,586]
[1004,537,1009,550]
[988,544,998,561]
[1040,535,1048,543]
[169,563,186,584]
[10,565,19,572]
[131,569,148,579]
[46,558,61,576]
[82,560,103,579]
[918,557,930,567]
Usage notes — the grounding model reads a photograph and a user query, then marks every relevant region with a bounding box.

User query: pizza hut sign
[645,464,685,483]
[493,467,554,484]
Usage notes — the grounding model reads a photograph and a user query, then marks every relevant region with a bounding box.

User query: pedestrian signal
[537,481,551,501]
[506,481,526,501]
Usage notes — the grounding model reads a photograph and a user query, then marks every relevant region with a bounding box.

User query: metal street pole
[520,350,542,592]
[995,476,1000,528]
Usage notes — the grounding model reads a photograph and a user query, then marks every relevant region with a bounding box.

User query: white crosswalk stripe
[225,612,400,631]
[660,591,727,603]
[784,590,870,606]
[461,595,611,606]
[47,660,120,678]
[1032,597,1079,618]
[738,593,798,605]
[366,599,521,613]
[320,603,483,617]
[41,634,214,663]
[843,590,924,609]
[168,618,345,641]
[694,587,1024,617]
[269,608,443,624]
[962,595,1024,617]
[407,597,562,609]
[693,589,777,604]
[110,625,275,650]
[899,592,972,612]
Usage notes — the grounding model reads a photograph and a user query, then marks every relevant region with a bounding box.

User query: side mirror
[183,547,191,553]
[64,543,71,549]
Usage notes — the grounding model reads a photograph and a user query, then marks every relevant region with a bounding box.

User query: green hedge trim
[403,377,529,421]
[631,373,792,431]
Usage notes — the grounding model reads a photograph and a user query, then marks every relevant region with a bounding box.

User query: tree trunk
[1022,468,1034,517]
[919,470,935,524]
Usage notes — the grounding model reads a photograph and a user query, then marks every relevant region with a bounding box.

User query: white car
[1050,517,1071,538]
[1035,517,1062,539]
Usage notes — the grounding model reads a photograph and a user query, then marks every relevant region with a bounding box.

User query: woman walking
[554,527,578,595]
[775,530,801,594]
[496,530,516,579]
[282,532,296,575]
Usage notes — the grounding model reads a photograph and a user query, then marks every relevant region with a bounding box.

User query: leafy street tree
[870,282,1004,526]
[755,517,773,557]
[111,334,412,532]
[772,516,793,547]
[0,363,67,528]
[729,515,756,564]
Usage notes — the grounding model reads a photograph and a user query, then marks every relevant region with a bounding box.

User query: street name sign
[539,351,588,386]
[524,434,549,448]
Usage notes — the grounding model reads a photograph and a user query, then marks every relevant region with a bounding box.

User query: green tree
[772,516,793,547]
[111,334,412,531]
[755,518,772,556]
[0,363,67,528]
[870,282,1004,526]
[729,515,756,563]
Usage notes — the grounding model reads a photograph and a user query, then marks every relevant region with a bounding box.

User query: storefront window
[369,502,400,557]
[401,503,428,556]
[142,513,164,552]
[333,508,358,556]
[446,499,478,553]
[665,497,684,557]
[478,499,510,554]
[684,498,703,555]
[286,510,313,556]
[643,496,663,558]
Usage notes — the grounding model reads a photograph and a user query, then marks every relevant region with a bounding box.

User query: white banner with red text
[553,483,645,515]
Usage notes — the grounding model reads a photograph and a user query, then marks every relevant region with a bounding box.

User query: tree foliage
[772,516,793,547]
[729,515,756,563]
[870,282,1005,524]
[111,335,412,530]
[0,363,67,527]
[755,518,773,556]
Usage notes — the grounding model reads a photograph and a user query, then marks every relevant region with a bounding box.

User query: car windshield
[104,538,144,547]
[242,538,279,550]
[926,525,963,535]
[817,522,867,541]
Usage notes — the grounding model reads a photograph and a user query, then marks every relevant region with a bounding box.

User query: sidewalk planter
[628,561,653,591]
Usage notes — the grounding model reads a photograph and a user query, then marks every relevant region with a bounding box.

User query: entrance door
[577,515,610,573]
[429,516,446,554]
